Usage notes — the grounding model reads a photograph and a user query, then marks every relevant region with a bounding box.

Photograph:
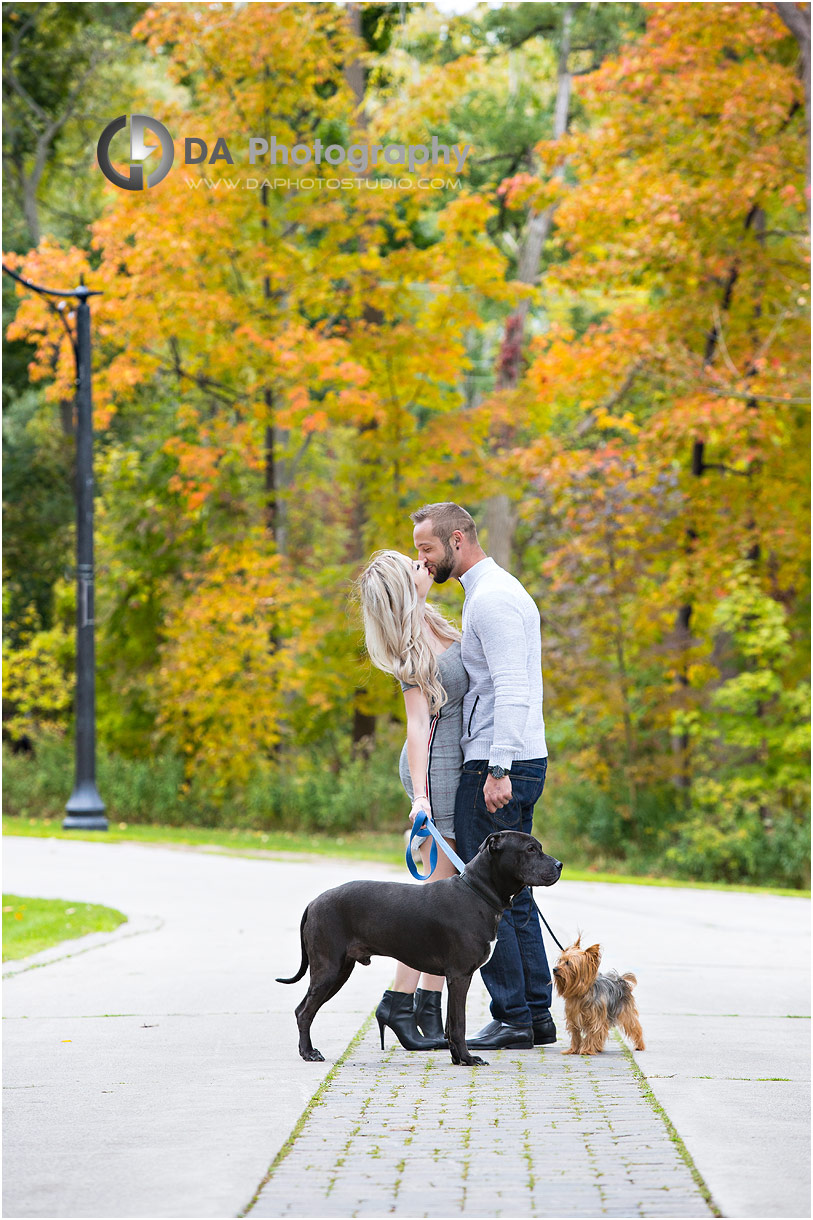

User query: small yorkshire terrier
[553,937,646,1056]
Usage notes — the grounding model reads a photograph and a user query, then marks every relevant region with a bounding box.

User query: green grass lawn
[3,814,808,897]
[3,894,127,962]
[2,814,407,864]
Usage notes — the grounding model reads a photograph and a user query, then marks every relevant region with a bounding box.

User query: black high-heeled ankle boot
[414,987,446,1042]
[375,990,446,1051]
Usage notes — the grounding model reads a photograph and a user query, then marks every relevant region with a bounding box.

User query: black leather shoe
[532,1012,557,1045]
[466,1019,534,1050]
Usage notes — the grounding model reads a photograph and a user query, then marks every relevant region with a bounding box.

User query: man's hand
[483,773,512,813]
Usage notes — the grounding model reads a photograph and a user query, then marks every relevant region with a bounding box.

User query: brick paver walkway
[249,991,714,1219]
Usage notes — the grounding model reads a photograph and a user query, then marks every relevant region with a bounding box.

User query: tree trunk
[346,3,380,753]
[606,532,638,817]
[486,2,573,569]
[774,1,811,212]
[482,494,516,569]
[22,167,41,248]
[260,60,286,556]
[496,1,573,391]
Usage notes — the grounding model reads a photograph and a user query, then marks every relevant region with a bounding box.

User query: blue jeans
[454,757,551,1027]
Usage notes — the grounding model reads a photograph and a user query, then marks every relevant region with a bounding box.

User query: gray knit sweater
[459,557,547,769]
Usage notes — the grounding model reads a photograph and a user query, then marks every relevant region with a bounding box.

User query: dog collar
[460,871,511,913]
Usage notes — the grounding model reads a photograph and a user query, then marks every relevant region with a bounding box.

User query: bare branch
[4,67,50,127]
[144,346,246,407]
[702,463,751,477]
[711,305,742,379]
[576,361,643,436]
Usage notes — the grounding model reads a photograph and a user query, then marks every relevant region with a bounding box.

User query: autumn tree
[5,2,517,787]
[511,2,809,879]
[4,3,808,882]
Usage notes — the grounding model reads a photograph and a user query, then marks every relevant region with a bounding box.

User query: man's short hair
[411,501,478,545]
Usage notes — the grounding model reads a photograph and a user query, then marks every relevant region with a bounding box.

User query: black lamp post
[3,264,107,830]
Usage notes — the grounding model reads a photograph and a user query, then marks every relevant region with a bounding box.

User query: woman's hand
[409,795,432,825]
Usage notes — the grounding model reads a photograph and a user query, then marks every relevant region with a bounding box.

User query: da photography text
[186,136,471,174]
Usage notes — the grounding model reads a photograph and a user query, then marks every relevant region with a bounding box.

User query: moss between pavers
[238,1012,377,1217]
[257,1022,715,1217]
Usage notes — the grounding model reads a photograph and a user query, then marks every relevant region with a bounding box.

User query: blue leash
[406,810,466,879]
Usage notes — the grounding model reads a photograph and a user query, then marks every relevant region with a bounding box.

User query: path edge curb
[2,913,164,979]
[617,1031,722,1217]
[238,1009,377,1218]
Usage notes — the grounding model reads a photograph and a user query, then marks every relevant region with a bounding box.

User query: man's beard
[431,541,456,584]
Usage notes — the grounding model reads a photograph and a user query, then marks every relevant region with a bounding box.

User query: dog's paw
[300,1048,325,1062]
[471,1055,489,1067]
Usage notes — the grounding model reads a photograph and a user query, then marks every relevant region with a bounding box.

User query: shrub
[2,732,407,834]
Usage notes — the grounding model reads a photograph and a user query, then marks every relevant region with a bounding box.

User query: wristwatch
[488,765,508,779]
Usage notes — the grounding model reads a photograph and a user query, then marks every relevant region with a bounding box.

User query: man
[411,500,556,1051]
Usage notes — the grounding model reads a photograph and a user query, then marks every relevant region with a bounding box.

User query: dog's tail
[622,971,638,989]
[276,907,309,984]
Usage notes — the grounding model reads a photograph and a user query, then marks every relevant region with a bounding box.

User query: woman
[358,549,467,1051]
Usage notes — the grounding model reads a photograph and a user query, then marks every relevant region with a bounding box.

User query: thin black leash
[525,889,567,952]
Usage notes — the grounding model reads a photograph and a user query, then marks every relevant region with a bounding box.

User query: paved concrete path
[251,993,710,1219]
[3,836,810,1219]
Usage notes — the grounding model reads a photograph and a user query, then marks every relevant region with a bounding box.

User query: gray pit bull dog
[277,830,562,1066]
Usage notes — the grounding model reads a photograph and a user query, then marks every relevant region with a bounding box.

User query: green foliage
[6,722,807,887]
[665,566,810,888]
[2,387,74,634]
[94,404,209,755]
[2,730,408,834]
[2,1,151,248]
[545,774,678,860]
[665,782,810,889]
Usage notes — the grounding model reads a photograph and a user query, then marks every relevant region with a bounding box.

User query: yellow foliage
[2,605,74,737]
[151,535,285,788]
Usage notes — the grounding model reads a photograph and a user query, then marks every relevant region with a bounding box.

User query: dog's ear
[485,833,503,854]
[586,943,602,965]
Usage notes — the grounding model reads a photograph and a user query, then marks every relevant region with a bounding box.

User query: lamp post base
[64,781,107,831]
[62,813,109,831]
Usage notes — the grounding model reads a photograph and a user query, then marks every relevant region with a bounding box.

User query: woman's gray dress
[398,640,468,837]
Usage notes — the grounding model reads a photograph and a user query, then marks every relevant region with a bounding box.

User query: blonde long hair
[357,550,460,714]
